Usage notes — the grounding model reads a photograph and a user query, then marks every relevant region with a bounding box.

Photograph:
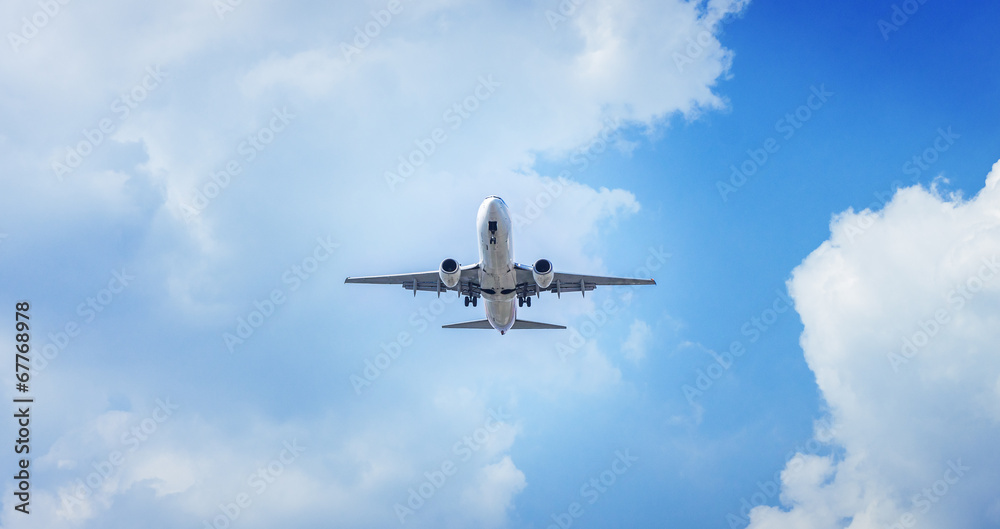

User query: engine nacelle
[439,258,461,288]
[532,258,554,289]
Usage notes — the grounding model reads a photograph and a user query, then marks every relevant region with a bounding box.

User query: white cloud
[746,161,1000,529]
[621,319,652,363]
[460,456,527,528]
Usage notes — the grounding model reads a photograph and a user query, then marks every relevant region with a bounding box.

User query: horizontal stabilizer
[442,319,566,330]
[512,319,567,330]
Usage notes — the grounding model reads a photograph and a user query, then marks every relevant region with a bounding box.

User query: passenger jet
[345,196,655,334]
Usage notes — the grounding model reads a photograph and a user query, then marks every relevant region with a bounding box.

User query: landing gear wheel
[526,297,531,307]
[472,297,478,307]
[464,296,470,307]
[518,297,524,307]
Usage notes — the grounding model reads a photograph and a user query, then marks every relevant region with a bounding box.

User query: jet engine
[532,258,554,289]
[439,258,461,288]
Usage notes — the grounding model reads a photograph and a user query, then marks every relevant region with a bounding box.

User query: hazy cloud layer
[1,0,748,527]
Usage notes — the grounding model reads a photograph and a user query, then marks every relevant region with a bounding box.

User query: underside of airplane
[345,196,655,334]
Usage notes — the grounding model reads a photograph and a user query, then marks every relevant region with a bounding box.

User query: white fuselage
[476,196,517,333]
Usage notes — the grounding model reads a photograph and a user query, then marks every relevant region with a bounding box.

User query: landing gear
[517,296,532,308]
[466,296,478,307]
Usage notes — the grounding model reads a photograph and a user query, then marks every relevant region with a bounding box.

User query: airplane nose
[484,196,506,213]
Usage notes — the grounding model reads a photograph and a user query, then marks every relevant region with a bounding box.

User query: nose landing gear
[464,296,478,307]
[517,296,531,308]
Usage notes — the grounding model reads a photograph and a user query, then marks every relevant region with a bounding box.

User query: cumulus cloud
[746,161,1000,529]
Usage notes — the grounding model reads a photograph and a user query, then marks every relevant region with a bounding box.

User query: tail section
[442,319,566,330]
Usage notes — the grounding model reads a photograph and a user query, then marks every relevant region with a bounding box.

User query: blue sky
[3,1,1000,528]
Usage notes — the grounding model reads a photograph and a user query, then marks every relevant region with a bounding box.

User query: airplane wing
[513,264,655,297]
[345,264,480,297]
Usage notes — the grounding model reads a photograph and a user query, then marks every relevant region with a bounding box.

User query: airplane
[345,196,655,334]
